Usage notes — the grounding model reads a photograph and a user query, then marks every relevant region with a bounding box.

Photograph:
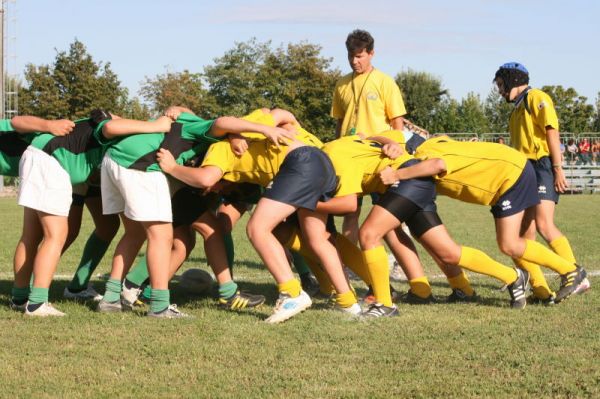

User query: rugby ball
[178,268,214,295]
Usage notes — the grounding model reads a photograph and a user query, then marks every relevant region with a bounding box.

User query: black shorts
[221,183,264,206]
[491,162,540,218]
[71,183,101,206]
[264,146,337,211]
[171,186,221,228]
[529,156,559,203]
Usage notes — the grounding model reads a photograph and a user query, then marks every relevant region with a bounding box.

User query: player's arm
[164,106,195,120]
[10,115,75,136]
[102,116,173,139]
[315,194,358,215]
[379,158,446,185]
[546,127,568,193]
[209,116,295,147]
[390,116,405,131]
[365,135,403,159]
[156,148,223,189]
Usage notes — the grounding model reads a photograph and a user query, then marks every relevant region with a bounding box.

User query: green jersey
[29,118,109,184]
[0,119,36,176]
[104,112,217,172]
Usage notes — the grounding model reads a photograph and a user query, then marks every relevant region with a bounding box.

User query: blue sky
[11,0,600,104]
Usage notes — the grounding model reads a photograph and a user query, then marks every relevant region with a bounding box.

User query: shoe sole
[265,301,312,324]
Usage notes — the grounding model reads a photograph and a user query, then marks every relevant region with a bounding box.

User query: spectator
[566,139,578,164]
[559,139,566,165]
[592,139,600,165]
[578,138,591,165]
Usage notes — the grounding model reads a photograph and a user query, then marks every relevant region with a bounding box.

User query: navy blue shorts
[383,159,437,212]
[264,146,337,211]
[529,157,559,203]
[490,162,540,218]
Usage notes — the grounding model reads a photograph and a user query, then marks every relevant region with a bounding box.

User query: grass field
[0,195,598,398]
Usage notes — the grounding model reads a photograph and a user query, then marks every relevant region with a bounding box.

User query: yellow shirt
[201,110,323,187]
[414,136,527,205]
[509,88,559,160]
[331,68,406,137]
[322,130,413,197]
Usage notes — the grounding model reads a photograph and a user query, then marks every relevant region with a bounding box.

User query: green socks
[218,281,238,299]
[125,256,150,287]
[224,232,235,274]
[150,289,170,313]
[28,287,49,305]
[291,251,311,275]
[68,233,111,292]
[103,278,122,303]
[11,286,30,305]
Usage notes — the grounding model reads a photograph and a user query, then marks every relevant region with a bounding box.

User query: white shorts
[18,146,72,216]
[101,155,172,222]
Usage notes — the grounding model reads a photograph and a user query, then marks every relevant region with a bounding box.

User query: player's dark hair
[345,29,374,53]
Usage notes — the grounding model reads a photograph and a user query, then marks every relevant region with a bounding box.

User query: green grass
[0,196,599,398]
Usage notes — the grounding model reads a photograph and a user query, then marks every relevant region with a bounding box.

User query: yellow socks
[521,239,575,275]
[513,259,553,299]
[458,246,518,285]
[336,290,358,308]
[278,279,302,298]
[409,276,432,299]
[363,245,392,306]
[549,236,577,264]
[336,234,372,286]
[447,272,474,296]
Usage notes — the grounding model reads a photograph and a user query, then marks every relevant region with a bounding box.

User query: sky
[8,0,600,104]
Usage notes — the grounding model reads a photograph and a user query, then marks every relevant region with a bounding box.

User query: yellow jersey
[509,88,559,160]
[201,110,323,187]
[414,136,527,205]
[331,68,406,137]
[322,130,413,197]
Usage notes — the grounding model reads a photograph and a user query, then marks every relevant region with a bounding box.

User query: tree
[457,93,489,133]
[140,70,206,116]
[202,38,340,141]
[19,39,129,119]
[593,92,600,132]
[395,69,448,129]
[429,97,461,133]
[540,85,594,133]
[483,89,512,132]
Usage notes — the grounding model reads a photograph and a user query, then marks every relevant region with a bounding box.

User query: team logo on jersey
[538,185,547,194]
[366,92,378,101]
[501,200,512,211]
[538,101,547,110]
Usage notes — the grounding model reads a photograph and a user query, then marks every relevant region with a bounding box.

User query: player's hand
[47,119,75,136]
[379,166,399,185]
[164,107,182,121]
[382,142,403,160]
[157,148,177,173]
[262,126,296,148]
[229,134,249,156]
[554,167,568,193]
[155,116,173,132]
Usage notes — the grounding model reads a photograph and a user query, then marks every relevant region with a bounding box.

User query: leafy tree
[590,92,600,132]
[395,69,448,129]
[19,39,129,119]
[202,38,340,141]
[457,92,489,133]
[540,85,594,133]
[429,97,461,133]
[140,70,206,116]
[483,89,512,132]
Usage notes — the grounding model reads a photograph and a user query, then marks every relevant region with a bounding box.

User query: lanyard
[349,68,374,134]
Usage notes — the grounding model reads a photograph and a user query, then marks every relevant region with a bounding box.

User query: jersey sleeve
[383,76,407,120]
[530,91,559,131]
[92,118,115,146]
[200,141,235,174]
[178,112,217,143]
[0,119,14,133]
